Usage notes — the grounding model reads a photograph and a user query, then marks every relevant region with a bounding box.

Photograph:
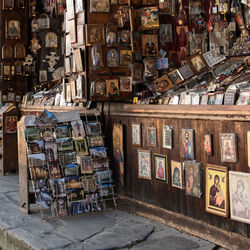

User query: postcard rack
[21,109,116,219]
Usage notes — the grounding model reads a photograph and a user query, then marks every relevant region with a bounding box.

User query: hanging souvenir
[30,35,41,55]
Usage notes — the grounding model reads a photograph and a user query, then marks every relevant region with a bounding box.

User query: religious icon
[132,63,143,81]
[3,0,14,9]
[118,30,130,45]
[7,92,15,102]
[14,44,26,59]
[106,27,118,46]
[90,0,110,13]
[147,127,157,147]
[189,53,208,74]
[171,160,184,189]
[14,61,23,75]
[132,123,141,146]
[119,49,132,66]
[141,35,158,57]
[206,164,228,217]
[91,80,106,96]
[181,129,194,160]
[74,48,84,72]
[91,45,103,69]
[140,7,160,30]
[154,154,168,182]
[185,161,202,198]
[74,138,89,156]
[138,150,151,180]
[107,48,119,67]
[6,20,21,38]
[204,134,212,156]
[168,70,184,85]
[163,125,173,149]
[45,32,58,48]
[178,64,194,80]
[160,24,173,46]
[2,44,13,59]
[119,77,132,92]
[38,14,50,29]
[5,116,18,133]
[106,79,119,97]
[113,7,130,27]
[219,133,237,163]
[229,171,250,224]
[86,24,105,45]
[143,57,158,78]
[113,123,124,185]
[159,0,175,15]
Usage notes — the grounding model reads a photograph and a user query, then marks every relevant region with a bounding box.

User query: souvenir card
[65,176,83,189]
[90,0,110,13]
[119,77,132,92]
[106,27,118,46]
[88,135,104,147]
[236,91,250,105]
[185,161,203,198]
[64,163,80,177]
[106,79,120,97]
[77,24,85,46]
[147,127,157,147]
[74,138,89,156]
[3,0,14,9]
[179,64,194,80]
[142,35,158,57]
[163,125,173,149]
[86,24,105,46]
[140,7,160,30]
[48,161,62,179]
[56,198,69,216]
[132,63,143,81]
[229,171,250,224]
[159,0,175,15]
[188,53,209,74]
[28,153,46,167]
[77,156,93,174]
[119,49,132,66]
[118,30,131,45]
[56,138,74,151]
[94,170,113,185]
[91,80,106,96]
[138,149,151,180]
[71,120,85,138]
[24,127,41,142]
[69,19,77,44]
[159,24,173,46]
[55,125,71,138]
[66,0,75,20]
[29,166,49,180]
[33,180,52,209]
[6,20,21,39]
[215,93,224,105]
[129,9,141,31]
[107,48,119,67]
[224,91,236,105]
[131,32,141,53]
[168,69,184,85]
[154,154,168,182]
[45,142,58,162]
[171,160,184,189]
[75,0,84,14]
[58,151,77,165]
[91,44,103,69]
[85,122,102,136]
[113,7,130,27]
[181,129,194,160]
[92,158,110,171]
[143,57,158,78]
[132,123,141,146]
[205,164,228,217]
[27,141,44,154]
[219,133,237,163]
[204,134,213,156]
[67,188,84,202]
[89,147,107,158]
[82,175,96,192]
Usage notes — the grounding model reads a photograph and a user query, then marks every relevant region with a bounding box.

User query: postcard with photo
[42,127,54,142]
[29,166,49,180]
[28,153,46,167]
[171,160,184,189]
[82,175,97,192]
[71,120,85,138]
[89,147,107,158]
[77,156,93,174]
[64,163,79,176]
[48,161,62,179]
[55,125,71,139]
[85,122,102,136]
[67,188,84,202]
[88,135,104,147]
[27,140,44,154]
[185,161,202,198]
[92,158,110,172]
[58,151,76,165]
[51,178,66,197]
[45,142,58,162]
[56,138,74,152]
[24,127,41,142]
[65,176,83,189]
[56,198,69,217]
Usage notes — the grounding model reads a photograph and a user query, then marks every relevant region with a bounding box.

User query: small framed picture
[181,129,194,160]
[140,7,159,30]
[219,133,237,163]
[203,49,226,67]
[86,24,105,46]
[206,164,229,217]
[118,30,131,45]
[163,125,173,149]
[79,156,93,174]
[119,77,132,92]
[141,34,158,57]
[200,94,208,105]
[215,93,224,105]
[107,48,119,67]
[74,138,89,156]
[171,160,184,189]
[204,134,212,156]
[154,154,168,182]
[147,127,157,147]
[138,149,151,180]
[189,53,209,74]
[119,49,132,66]
[90,0,110,12]
[2,44,13,59]
[106,79,119,97]
[106,27,118,46]
[6,20,21,39]
[65,57,71,75]
[185,161,203,198]
[45,32,57,48]
[74,48,84,72]
[229,171,250,224]
[168,69,184,85]
[132,123,141,146]
[224,91,236,105]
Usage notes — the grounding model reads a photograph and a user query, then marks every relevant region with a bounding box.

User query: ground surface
[0,175,218,250]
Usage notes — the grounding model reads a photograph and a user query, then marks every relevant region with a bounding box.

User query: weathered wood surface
[106,111,250,241]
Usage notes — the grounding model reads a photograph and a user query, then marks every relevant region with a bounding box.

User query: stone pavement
[0,175,218,250]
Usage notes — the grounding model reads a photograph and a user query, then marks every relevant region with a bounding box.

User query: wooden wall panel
[106,113,250,239]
